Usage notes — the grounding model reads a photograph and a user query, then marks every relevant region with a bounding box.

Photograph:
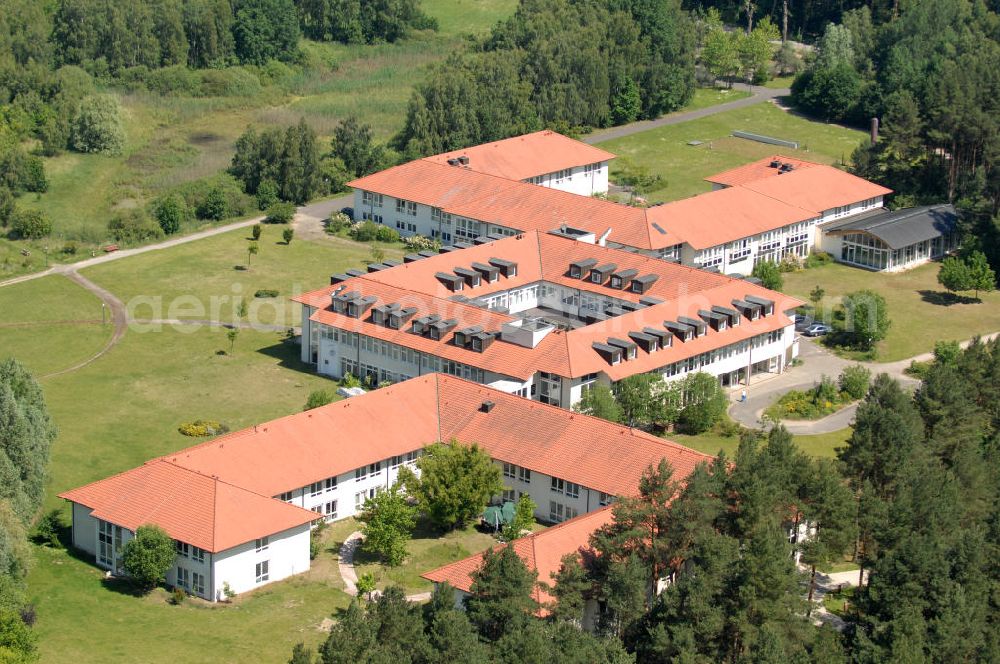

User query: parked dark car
[340,206,354,220]
[803,323,833,337]
[793,315,814,332]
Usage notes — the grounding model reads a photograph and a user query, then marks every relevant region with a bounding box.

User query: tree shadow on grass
[256,337,316,372]
[918,289,979,306]
[100,576,150,598]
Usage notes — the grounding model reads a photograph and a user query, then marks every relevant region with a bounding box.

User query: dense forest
[392,0,696,157]
[299,339,1000,663]
[787,0,1000,275]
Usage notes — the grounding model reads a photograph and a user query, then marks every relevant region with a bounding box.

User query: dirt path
[337,531,432,603]
[583,83,790,145]
[40,270,127,379]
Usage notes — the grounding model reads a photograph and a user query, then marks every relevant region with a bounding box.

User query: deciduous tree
[122,524,175,590]
[357,483,416,566]
[399,440,503,531]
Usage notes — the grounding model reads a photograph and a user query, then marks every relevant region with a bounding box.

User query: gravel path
[337,530,432,603]
[583,83,790,145]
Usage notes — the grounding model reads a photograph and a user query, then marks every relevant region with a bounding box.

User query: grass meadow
[671,427,851,459]
[783,261,1000,361]
[601,101,867,203]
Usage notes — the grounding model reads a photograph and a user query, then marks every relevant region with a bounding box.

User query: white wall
[71,502,97,556]
[525,162,609,197]
[497,462,611,524]
[212,523,311,600]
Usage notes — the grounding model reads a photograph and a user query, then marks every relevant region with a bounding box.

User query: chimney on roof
[458,155,470,166]
[480,400,495,413]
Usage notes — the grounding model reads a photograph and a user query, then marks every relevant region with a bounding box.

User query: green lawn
[0,275,112,376]
[680,87,751,112]
[671,427,850,459]
[84,227,403,327]
[602,102,866,202]
[783,261,1000,361]
[762,75,795,89]
[29,543,349,664]
[353,519,502,594]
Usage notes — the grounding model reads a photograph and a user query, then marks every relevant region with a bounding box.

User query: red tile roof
[738,165,892,214]
[61,374,713,552]
[438,378,713,497]
[422,130,615,181]
[157,378,444,497]
[645,186,817,250]
[58,460,318,552]
[296,232,802,381]
[703,155,820,186]
[422,507,615,610]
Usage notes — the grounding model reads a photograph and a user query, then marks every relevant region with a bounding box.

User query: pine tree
[466,545,537,641]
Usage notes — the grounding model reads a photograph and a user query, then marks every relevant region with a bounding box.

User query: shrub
[751,260,783,290]
[251,223,262,241]
[254,289,279,298]
[904,360,931,379]
[325,212,351,234]
[778,253,801,273]
[805,250,834,268]
[402,234,438,252]
[152,194,188,235]
[265,201,296,224]
[178,420,230,437]
[932,340,961,366]
[256,180,279,211]
[145,65,201,95]
[375,225,399,243]
[171,587,186,605]
[122,524,175,590]
[349,220,380,242]
[70,94,126,155]
[282,228,294,244]
[10,209,52,239]
[108,210,164,244]
[196,186,229,221]
[676,373,728,434]
[0,187,13,227]
[222,582,236,600]
[838,365,871,400]
[199,67,263,97]
[33,509,64,548]
[341,373,361,389]
[309,521,327,560]
[304,389,335,411]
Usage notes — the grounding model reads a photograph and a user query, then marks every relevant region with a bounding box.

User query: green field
[602,101,867,202]
[84,226,404,328]
[13,0,517,265]
[671,427,850,459]
[784,261,1000,361]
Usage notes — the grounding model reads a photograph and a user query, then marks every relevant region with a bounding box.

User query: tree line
[391,0,697,158]
[294,337,1000,663]
[0,359,58,662]
[789,1,1000,276]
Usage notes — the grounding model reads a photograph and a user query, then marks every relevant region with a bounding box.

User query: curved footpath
[731,333,1000,434]
[337,531,431,603]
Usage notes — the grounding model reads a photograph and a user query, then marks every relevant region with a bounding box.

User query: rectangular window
[405,450,420,463]
[310,482,323,498]
[175,540,189,558]
[255,537,269,553]
[503,462,516,479]
[565,482,580,499]
[355,466,367,482]
[502,488,515,502]
[391,455,403,468]
[324,500,338,519]
[599,492,614,506]
[325,477,337,491]
[192,572,205,595]
[255,560,269,584]
[519,467,531,483]
[176,566,189,589]
[279,491,293,503]
[191,546,205,564]
[355,491,368,509]
[362,191,383,208]
[551,477,564,494]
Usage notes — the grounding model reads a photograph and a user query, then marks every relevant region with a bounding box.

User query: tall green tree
[232,0,299,64]
[841,289,890,350]
[333,116,386,178]
[573,384,623,423]
[357,482,417,566]
[399,440,503,531]
[466,544,537,641]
